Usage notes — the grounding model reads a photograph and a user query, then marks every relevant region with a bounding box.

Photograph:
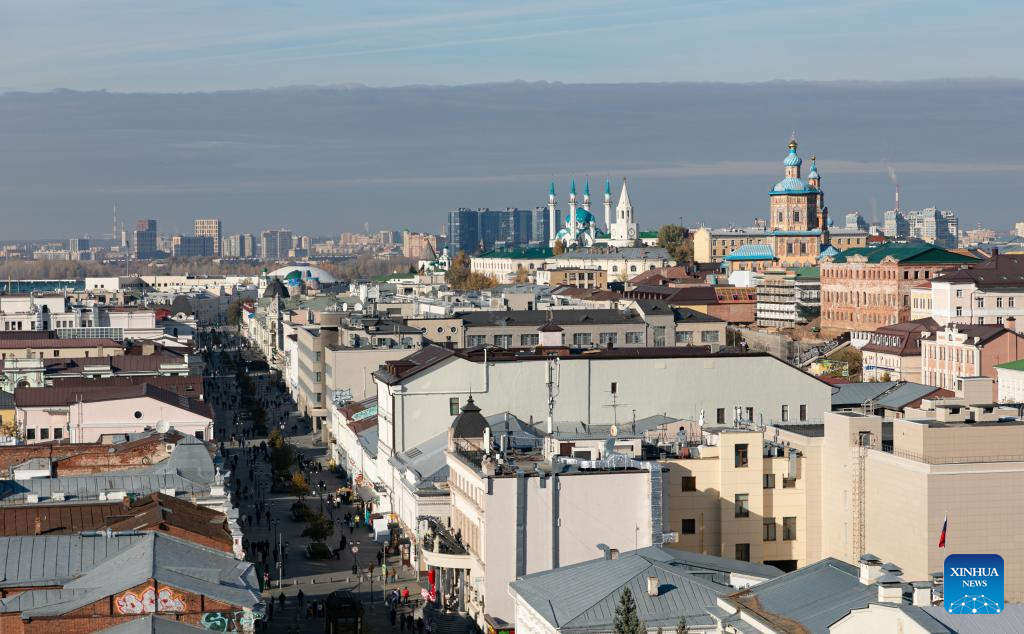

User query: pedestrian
[416,616,424,634]
[296,589,304,607]
[278,593,286,609]
[389,606,396,627]
[402,586,410,604]
[400,611,406,632]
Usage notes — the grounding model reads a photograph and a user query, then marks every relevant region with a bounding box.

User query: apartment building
[819,243,978,337]
[436,400,662,626]
[454,304,724,349]
[929,252,1024,325]
[193,218,222,256]
[919,322,1024,395]
[995,358,1024,402]
[371,345,832,461]
[469,247,553,283]
[624,285,758,324]
[665,425,808,573]
[755,268,821,328]
[859,317,938,381]
[0,337,123,361]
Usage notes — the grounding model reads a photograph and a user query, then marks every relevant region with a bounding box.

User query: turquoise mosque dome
[565,207,595,224]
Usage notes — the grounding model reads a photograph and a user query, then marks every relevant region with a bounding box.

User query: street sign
[351,546,359,554]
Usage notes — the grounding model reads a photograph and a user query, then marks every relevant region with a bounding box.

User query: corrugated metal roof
[98,616,209,633]
[723,244,776,261]
[920,604,1024,633]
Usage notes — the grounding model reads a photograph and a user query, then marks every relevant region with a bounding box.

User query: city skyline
[2,80,1023,240]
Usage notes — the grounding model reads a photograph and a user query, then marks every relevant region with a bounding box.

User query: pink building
[14,383,212,444]
[920,322,1024,398]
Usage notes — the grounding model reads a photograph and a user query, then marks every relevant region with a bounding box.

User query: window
[315,372,321,382]
[681,519,696,534]
[680,476,696,492]
[764,473,776,489]
[781,405,789,422]
[599,332,617,346]
[735,543,750,562]
[467,335,486,347]
[520,334,539,346]
[735,493,749,518]
[1011,297,1016,308]
[977,297,984,309]
[716,408,725,424]
[572,332,592,347]
[315,351,321,362]
[53,427,63,439]
[735,443,749,468]
[315,392,321,403]
[675,331,693,344]
[700,330,719,344]
[956,289,963,298]
[449,397,460,416]
[26,429,35,440]
[652,326,666,346]
[494,334,513,348]
[40,428,49,440]
[799,404,807,421]
[763,518,777,541]
[956,306,962,316]
[625,332,643,344]
[998,297,1004,308]
[783,516,797,541]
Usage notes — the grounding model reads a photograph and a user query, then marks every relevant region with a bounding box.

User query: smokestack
[895,184,900,214]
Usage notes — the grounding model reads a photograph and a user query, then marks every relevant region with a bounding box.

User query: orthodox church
[548,178,638,249]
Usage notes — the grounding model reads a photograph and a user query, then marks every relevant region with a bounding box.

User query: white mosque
[548,178,638,249]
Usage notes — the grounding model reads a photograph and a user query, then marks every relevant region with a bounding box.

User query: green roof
[475,246,553,259]
[995,359,1024,372]
[639,231,659,238]
[827,243,978,264]
[792,266,820,280]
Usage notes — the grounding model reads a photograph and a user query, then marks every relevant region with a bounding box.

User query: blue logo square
[944,554,1004,614]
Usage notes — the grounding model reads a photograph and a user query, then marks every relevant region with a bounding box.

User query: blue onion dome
[772,177,809,192]
[807,155,820,180]
[784,141,802,167]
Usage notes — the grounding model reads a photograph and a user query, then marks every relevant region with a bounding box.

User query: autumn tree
[291,471,311,498]
[552,240,566,256]
[657,224,693,265]
[514,264,529,284]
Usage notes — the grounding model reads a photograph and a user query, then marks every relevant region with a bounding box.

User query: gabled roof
[14,383,211,418]
[0,532,259,617]
[98,616,208,633]
[509,547,744,631]
[723,244,776,261]
[729,558,878,634]
[931,253,1024,288]
[921,323,1020,346]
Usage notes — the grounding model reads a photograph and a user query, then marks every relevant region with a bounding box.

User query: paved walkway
[201,335,439,633]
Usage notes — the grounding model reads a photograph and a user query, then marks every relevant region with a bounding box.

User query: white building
[995,359,1024,402]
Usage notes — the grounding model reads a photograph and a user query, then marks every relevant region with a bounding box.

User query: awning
[355,483,378,503]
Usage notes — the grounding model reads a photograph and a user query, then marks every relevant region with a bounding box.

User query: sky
[0,1,1022,239]
[3,0,1023,92]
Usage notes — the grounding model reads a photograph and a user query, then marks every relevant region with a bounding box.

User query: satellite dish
[156,420,170,433]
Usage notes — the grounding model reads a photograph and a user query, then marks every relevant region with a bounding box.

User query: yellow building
[0,390,15,440]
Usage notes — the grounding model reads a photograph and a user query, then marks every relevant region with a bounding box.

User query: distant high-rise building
[448,208,481,254]
[402,231,439,259]
[883,209,909,238]
[193,218,222,256]
[68,238,90,253]
[908,208,958,248]
[133,219,158,259]
[447,207,536,254]
[844,212,869,231]
[260,229,292,260]
[1015,222,1024,239]
[171,235,214,257]
[223,233,256,258]
[530,206,550,244]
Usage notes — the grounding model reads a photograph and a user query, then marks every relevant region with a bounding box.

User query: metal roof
[509,547,736,630]
[723,244,776,261]
[0,532,259,617]
[729,558,878,634]
[98,616,209,633]
[919,604,1024,633]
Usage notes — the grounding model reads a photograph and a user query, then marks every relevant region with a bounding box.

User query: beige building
[193,218,222,256]
[665,426,808,573]
[0,337,123,361]
[776,400,1024,601]
[534,266,607,289]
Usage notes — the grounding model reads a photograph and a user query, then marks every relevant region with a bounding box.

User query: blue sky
[2,0,1023,91]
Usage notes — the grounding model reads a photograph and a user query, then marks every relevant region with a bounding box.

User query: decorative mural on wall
[114,586,187,614]
[199,608,263,631]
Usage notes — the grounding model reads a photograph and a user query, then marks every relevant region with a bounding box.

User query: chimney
[34,515,42,535]
[912,581,933,606]
[647,576,659,597]
[858,553,882,585]
[877,563,904,603]
[609,548,619,560]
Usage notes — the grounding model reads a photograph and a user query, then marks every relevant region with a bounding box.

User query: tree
[552,240,566,256]
[676,615,687,633]
[226,299,243,328]
[291,471,311,498]
[302,512,335,543]
[445,251,471,288]
[0,415,19,441]
[613,588,645,634]
[514,264,529,284]
[657,224,693,265]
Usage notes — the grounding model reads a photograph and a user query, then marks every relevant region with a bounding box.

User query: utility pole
[277,530,283,588]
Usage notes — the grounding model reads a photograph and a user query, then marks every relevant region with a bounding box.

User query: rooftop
[825,243,978,265]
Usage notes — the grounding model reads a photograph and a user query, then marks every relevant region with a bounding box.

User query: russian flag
[938,514,948,548]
